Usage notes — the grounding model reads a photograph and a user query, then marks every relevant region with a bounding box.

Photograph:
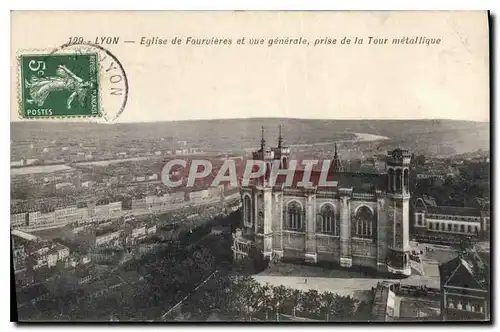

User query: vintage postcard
[10,11,490,322]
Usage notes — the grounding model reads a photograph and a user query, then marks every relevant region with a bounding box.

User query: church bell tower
[385,149,411,276]
[247,126,275,258]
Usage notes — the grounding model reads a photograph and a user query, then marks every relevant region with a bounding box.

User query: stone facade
[233,129,412,276]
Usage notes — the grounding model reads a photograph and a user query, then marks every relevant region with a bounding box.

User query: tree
[352,300,372,321]
[288,289,303,317]
[242,277,264,320]
[335,295,357,320]
[237,245,266,275]
[203,234,231,264]
[272,285,291,321]
[300,289,322,319]
[192,246,215,278]
[220,276,261,320]
[415,154,426,166]
[182,288,217,320]
[320,291,336,321]
[259,284,275,320]
[219,277,245,319]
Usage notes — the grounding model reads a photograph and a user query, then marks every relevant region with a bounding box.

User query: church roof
[422,196,438,207]
[439,251,490,290]
[481,210,490,218]
[414,195,488,218]
[253,169,386,192]
[330,143,343,172]
[330,158,343,173]
[426,206,482,217]
[271,146,289,153]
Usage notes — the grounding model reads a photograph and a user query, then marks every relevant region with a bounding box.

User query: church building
[232,126,412,276]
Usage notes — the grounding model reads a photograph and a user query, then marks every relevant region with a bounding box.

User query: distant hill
[10,118,489,158]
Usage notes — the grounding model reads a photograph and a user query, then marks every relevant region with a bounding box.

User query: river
[11,164,75,176]
[244,132,390,151]
[10,156,154,175]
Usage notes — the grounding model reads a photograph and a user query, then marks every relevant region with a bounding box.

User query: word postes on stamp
[17,42,129,122]
[19,53,100,118]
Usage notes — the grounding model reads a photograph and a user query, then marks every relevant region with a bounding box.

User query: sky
[11,11,490,123]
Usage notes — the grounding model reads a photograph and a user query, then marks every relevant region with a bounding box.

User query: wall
[282,231,305,251]
[316,234,341,263]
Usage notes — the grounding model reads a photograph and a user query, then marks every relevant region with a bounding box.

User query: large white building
[91,202,123,221]
[11,205,95,230]
[27,211,56,226]
[413,197,490,239]
[132,192,186,212]
[95,230,122,247]
[54,206,78,222]
[11,213,27,228]
[189,189,209,203]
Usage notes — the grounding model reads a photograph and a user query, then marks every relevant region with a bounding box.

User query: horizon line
[10,116,490,124]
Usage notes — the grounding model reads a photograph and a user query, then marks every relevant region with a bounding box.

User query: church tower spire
[330,142,343,172]
[278,124,283,149]
[260,126,266,151]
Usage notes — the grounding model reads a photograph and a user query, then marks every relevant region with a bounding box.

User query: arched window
[395,169,402,191]
[403,168,409,193]
[354,206,374,238]
[287,202,303,231]
[257,211,264,234]
[243,195,252,226]
[317,204,337,235]
[388,168,394,191]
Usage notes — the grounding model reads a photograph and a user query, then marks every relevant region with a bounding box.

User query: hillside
[10,118,489,158]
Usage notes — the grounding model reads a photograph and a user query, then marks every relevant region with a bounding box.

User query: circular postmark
[47,42,129,123]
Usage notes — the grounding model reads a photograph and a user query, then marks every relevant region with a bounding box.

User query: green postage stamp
[19,53,100,118]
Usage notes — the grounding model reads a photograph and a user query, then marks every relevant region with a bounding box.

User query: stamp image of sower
[17,42,128,122]
[20,53,99,118]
